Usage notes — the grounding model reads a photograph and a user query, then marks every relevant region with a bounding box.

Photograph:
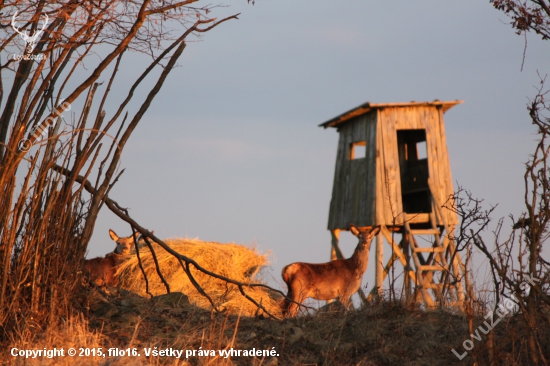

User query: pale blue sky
[88,1,549,293]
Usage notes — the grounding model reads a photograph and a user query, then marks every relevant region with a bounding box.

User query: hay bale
[116,238,282,317]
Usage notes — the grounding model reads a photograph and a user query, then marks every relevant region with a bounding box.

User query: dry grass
[116,238,282,317]
[6,314,106,366]
[4,289,550,365]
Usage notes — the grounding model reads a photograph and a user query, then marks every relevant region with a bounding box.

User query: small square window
[350,141,366,160]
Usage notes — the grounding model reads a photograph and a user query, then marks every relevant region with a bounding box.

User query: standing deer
[281,225,380,317]
[83,229,140,287]
[11,12,49,54]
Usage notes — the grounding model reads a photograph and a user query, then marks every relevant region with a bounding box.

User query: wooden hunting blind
[321,100,468,307]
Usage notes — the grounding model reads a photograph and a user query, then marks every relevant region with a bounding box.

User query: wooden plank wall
[377,108,404,225]
[424,106,458,226]
[327,112,377,230]
[436,108,459,225]
[376,106,457,226]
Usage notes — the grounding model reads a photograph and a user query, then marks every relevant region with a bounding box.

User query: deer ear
[350,224,360,236]
[109,229,119,241]
[370,225,381,236]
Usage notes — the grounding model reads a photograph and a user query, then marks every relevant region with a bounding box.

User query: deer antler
[37,13,49,34]
[11,12,49,53]
[11,12,29,41]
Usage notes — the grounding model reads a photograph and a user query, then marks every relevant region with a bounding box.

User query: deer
[11,11,49,54]
[83,229,142,288]
[281,225,380,317]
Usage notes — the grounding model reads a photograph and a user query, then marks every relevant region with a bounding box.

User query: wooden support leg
[328,229,341,305]
[401,231,412,301]
[375,233,384,296]
[330,229,342,260]
[380,226,417,283]
[404,221,436,308]
[368,250,398,300]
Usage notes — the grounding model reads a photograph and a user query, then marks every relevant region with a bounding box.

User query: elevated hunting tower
[321,100,467,307]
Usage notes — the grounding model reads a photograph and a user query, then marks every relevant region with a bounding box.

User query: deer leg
[282,288,298,317]
[286,287,308,318]
[339,292,353,310]
[281,291,292,316]
[287,291,300,318]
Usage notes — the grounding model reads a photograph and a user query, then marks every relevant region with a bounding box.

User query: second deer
[281,225,380,317]
[83,229,139,287]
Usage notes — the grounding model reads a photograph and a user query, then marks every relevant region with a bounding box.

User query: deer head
[12,12,49,54]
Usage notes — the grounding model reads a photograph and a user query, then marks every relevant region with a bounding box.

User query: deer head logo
[11,12,49,54]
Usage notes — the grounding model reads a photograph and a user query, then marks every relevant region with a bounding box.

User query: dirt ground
[75,287,541,366]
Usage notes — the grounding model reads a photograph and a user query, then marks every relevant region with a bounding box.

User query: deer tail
[281,263,299,284]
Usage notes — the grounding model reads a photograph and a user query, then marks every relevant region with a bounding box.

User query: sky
[87,1,550,296]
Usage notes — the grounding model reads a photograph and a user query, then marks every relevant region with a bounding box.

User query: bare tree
[0,0,243,344]
[447,84,550,364]
[491,0,550,40]
[480,2,550,363]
